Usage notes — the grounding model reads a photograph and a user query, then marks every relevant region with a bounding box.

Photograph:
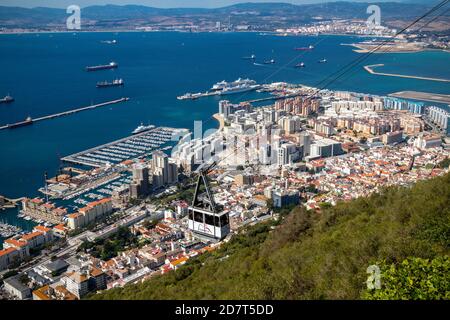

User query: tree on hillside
[363,256,450,300]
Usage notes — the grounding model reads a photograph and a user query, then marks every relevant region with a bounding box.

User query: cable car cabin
[187,169,230,240]
[188,206,230,240]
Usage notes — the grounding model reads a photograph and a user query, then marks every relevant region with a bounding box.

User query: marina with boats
[0,222,22,238]
[61,126,187,168]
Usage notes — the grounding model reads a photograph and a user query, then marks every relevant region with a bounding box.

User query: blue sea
[0,31,449,238]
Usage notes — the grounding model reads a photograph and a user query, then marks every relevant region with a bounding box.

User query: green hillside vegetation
[91,173,450,300]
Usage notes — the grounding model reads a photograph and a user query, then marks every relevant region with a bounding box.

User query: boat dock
[177,91,220,100]
[62,127,188,167]
[0,195,24,210]
[364,64,450,83]
[62,167,87,175]
[0,97,130,131]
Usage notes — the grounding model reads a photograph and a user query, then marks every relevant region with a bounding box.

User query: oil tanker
[96,78,124,88]
[86,61,118,72]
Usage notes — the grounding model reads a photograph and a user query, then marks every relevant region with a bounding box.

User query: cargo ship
[263,59,276,64]
[86,61,118,72]
[0,95,14,104]
[294,45,314,51]
[295,62,305,68]
[96,78,124,88]
[318,58,327,63]
[7,116,33,129]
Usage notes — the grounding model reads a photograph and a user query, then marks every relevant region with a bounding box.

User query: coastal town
[1,78,449,300]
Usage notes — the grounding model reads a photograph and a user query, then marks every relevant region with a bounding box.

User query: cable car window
[194,211,203,223]
[205,213,214,226]
[214,216,221,227]
[220,214,229,226]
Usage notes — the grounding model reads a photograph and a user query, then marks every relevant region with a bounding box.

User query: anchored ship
[96,78,124,88]
[101,40,117,44]
[294,45,314,51]
[263,59,276,64]
[86,61,118,72]
[242,54,256,60]
[0,95,14,104]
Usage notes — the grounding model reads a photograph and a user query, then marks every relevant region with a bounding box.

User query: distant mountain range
[0,1,446,30]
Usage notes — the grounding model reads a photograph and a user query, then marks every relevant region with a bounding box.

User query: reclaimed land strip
[364,64,450,82]
[0,97,130,130]
[388,91,450,104]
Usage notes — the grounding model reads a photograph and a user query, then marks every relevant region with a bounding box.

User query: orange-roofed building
[4,238,28,248]
[67,212,85,230]
[52,207,67,217]
[89,267,107,290]
[53,224,68,236]
[71,198,112,230]
[33,225,54,242]
[32,285,52,300]
[21,231,45,249]
[34,225,51,233]
[0,247,21,271]
[31,198,44,205]
[3,238,30,257]
[33,285,78,301]
[169,256,189,270]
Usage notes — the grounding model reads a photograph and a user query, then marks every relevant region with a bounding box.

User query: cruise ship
[96,78,124,88]
[0,95,14,104]
[210,78,260,95]
[132,123,155,135]
[86,61,118,72]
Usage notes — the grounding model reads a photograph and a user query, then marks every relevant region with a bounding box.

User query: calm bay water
[0,31,449,236]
